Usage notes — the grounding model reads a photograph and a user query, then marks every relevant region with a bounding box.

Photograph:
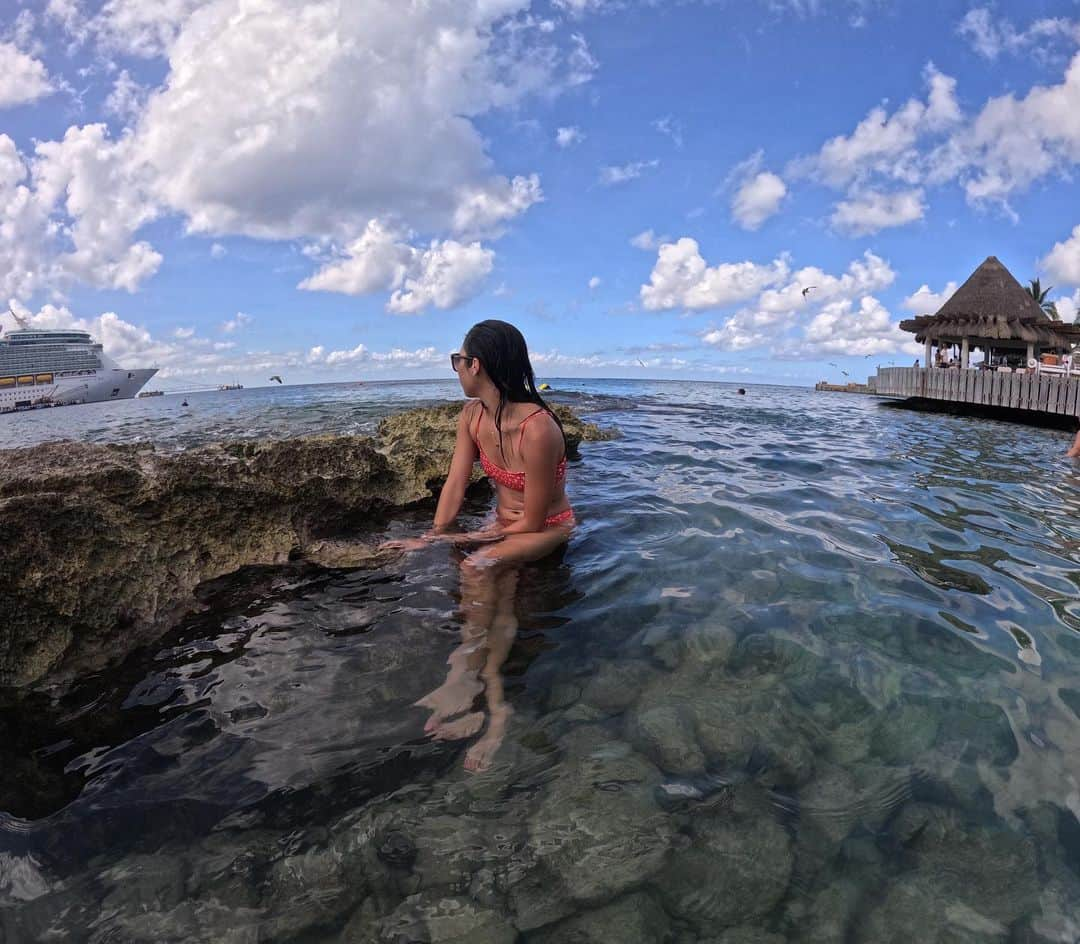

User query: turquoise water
[3,380,1080,942]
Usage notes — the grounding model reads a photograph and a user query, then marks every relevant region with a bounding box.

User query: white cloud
[630,229,667,250]
[1042,224,1080,286]
[698,250,900,354]
[221,312,253,333]
[588,275,601,290]
[0,42,54,109]
[796,64,960,189]
[34,124,162,292]
[653,115,683,148]
[89,0,212,58]
[132,1,586,242]
[451,174,543,237]
[104,70,149,124]
[387,240,494,314]
[1051,289,1080,323]
[552,0,610,16]
[936,50,1080,206]
[957,8,1080,61]
[556,126,584,148]
[0,127,161,301]
[0,301,460,383]
[830,188,925,235]
[802,296,914,356]
[210,242,226,258]
[640,238,791,311]
[300,220,494,314]
[24,1,593,304]
[732,170,787,230]
[599,159,659,186]
[901,281,958,314]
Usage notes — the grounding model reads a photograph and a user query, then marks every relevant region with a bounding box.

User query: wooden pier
[874,367,1080,418]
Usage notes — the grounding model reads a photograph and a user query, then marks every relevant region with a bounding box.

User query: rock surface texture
[0,403,611,688]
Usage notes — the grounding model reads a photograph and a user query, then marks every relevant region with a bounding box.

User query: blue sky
[3,0,1080,388]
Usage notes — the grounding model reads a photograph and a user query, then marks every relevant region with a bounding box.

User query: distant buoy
[181,400,189,407]
[737,388,746,395]
[539,383,551,391]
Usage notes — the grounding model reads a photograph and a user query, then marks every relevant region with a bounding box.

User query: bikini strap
[472,401,484,446]
[517,408,548,451]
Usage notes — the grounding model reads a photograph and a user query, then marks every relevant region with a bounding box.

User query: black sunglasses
[450,353,477,370]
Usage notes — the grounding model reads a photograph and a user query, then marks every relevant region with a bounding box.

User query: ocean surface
[3,379,1080,942]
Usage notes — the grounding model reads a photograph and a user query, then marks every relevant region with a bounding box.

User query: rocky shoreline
[0,403,612,690]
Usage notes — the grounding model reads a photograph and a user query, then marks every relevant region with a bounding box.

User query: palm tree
[1026,277,1060,320]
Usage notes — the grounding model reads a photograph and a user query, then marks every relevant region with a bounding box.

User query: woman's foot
[429,711,485,741]
[464,705,512,772]
[416,674,482,732]
[1067,430,1080,457]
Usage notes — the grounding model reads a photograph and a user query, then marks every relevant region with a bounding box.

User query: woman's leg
[1067,428,1080,458]
[464,568,519,770]
[454,528,572,770]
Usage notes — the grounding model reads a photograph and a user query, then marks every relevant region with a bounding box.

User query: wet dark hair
[463,319,564,459]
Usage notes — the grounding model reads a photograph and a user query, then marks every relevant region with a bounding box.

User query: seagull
[828,362,838,368]
[801,286,817,298]
[637,358,647,368]
[269,375,283,384]
[841,370,849,377]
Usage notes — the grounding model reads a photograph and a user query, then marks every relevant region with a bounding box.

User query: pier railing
[874,367,1080,418]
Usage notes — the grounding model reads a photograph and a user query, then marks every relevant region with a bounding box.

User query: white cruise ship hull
[0,367,158,412]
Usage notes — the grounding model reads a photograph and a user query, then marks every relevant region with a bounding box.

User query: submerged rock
[0,402,613,689]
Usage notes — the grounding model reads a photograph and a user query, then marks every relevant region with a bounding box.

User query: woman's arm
[432,402,481,531]
[498,415,562,534]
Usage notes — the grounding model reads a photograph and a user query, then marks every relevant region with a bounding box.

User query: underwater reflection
[418,542,577,772]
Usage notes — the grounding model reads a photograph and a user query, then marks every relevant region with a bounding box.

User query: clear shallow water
[3,380,1080,942]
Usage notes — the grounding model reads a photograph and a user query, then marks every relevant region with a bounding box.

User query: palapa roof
[899,255,1080,347]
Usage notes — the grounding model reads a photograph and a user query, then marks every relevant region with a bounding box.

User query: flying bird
[801,286,817,298]
[637,358,647,368]
[269,375,283,384]
[828,362,838,368]
[841,370,849,377]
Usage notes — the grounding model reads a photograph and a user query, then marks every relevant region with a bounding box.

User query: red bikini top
[473,405,567,493]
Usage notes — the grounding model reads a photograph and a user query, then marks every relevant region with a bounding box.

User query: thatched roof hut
[899,256,1080,349]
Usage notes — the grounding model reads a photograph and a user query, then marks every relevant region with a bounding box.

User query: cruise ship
[0,326,157,412]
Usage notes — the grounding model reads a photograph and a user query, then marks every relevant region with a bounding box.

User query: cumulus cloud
[300,220,494,314]
[0,127,161,300]
[730,156,787,231]
[1051,288,1080,323]
[451,174,543,237]
[599,159,659,186]
[802,296,914,356]
[21,0,592,305]
[697,250,900,355]
[830,188,925,235]
[132,1,585,242]
[0,42,54,109]
[556,126,584,147]
[1042,224,1080,286]
[794,64,960,189]
[901,281,958,314]
[640,238,791,311]
[588,275,601,290]
[630,229,666,250]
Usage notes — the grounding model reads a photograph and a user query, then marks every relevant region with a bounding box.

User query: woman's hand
[379,537,430,553]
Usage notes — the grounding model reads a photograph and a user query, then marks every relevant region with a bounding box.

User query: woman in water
[400,320,574,770]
